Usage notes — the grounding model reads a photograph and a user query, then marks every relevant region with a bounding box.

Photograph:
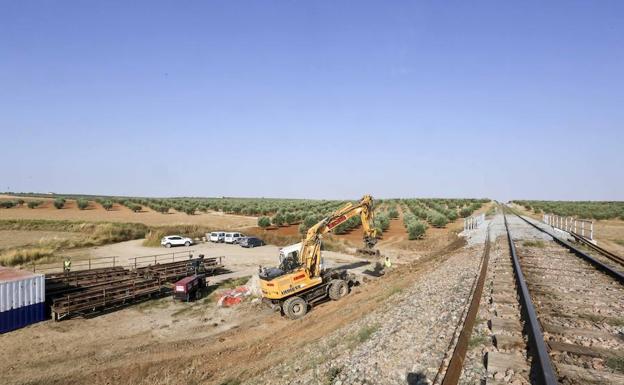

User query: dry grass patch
[0,247,57,266]
[606,357,624,373]
[522,240,545,248]
[0,219,149,266]
[353,323,379,344]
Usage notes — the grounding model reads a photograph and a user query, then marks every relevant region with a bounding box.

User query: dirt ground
[0,234,467,385]
[57,240,374,283]
[0,195,256,229]
[0,200,484,385]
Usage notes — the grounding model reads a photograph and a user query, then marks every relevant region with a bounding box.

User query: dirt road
[60,240,375,283]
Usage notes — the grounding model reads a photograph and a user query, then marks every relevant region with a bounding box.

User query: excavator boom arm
[300,195,378,278]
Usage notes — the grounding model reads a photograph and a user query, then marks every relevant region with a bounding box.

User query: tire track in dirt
[377,205,408,248]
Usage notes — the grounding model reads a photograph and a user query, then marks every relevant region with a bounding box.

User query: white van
[209,232,226,243]
[224,232,244,244]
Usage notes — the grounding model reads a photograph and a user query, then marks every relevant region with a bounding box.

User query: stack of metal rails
[48,257,226,320]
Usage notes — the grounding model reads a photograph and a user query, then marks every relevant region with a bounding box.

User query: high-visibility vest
[64,260,71,269]
[384,259,392,268]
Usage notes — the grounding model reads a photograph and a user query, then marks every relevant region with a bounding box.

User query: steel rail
[510,209,624,284]
[504,211,559,385]
[439,225,491,385]
[569,232,624,267]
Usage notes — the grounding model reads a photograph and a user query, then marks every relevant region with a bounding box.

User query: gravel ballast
[246,242,486,385]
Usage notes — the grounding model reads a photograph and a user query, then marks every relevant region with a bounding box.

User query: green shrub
[77,199,89,210]
[430,213,449,228]
[459,207,472,218]
[101,200,114,211]
[53,198,66,209]
[374,213,390,232]
[258,216,271,228]
[0,201,17,208]
[125,203,142,212]
[356,324,379,343]
[27,201,42,209]
[388,207,399,219]
[407,221,427,239]
[284,212,296,225]
[17,199,25,206]
[183,206,196,215]
[271,213,285,226]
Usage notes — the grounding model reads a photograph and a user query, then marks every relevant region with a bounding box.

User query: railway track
[569,232,624,272]
[440,210,624,385]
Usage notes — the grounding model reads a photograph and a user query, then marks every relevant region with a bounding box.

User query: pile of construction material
[48,257,227,320]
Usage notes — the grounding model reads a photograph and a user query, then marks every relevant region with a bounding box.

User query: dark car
[173,274,206,302]
[239,236,265,248]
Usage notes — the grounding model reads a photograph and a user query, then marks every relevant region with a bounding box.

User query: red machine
[173,274,206,301]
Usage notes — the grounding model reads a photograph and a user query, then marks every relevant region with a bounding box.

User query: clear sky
[1,1,622,201]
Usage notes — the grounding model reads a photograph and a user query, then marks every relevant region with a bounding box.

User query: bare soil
[0,197,476,385]
[0,236,466,385]
[0,195,256,229]
[58,240,372,281]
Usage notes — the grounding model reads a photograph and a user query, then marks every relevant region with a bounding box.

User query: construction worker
[63,258,71,273]
[196,255,206,274]
[383,256,392,271]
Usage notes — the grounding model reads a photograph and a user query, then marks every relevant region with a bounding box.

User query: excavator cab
[259,242,303,280]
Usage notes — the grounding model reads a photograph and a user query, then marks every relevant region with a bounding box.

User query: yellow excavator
[259,195,380,319]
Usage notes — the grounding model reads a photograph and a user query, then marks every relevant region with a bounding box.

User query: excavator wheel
[283,296,307,319]
[328,279,348,300]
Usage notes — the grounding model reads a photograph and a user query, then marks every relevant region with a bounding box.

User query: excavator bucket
[356,247,381,257]
[357,236,381,257]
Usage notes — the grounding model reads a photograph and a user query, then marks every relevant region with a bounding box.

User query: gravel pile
[505,215,553,242]
[247,244,485,385]
[460,220,491,246]
[461,213,510,247]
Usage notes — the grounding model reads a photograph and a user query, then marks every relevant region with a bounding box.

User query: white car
[161,235,193,248]
[209,232,226,243]
[224,232,244,244]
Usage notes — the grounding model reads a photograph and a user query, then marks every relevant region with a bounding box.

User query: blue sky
[1,1,622,200]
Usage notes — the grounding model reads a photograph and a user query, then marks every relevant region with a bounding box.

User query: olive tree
[77,199,89,210]
[53,198,66,209]
[258,216,271,228]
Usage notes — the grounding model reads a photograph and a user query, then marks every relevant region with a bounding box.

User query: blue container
[0,267,46,334]
[0,302,46,333]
